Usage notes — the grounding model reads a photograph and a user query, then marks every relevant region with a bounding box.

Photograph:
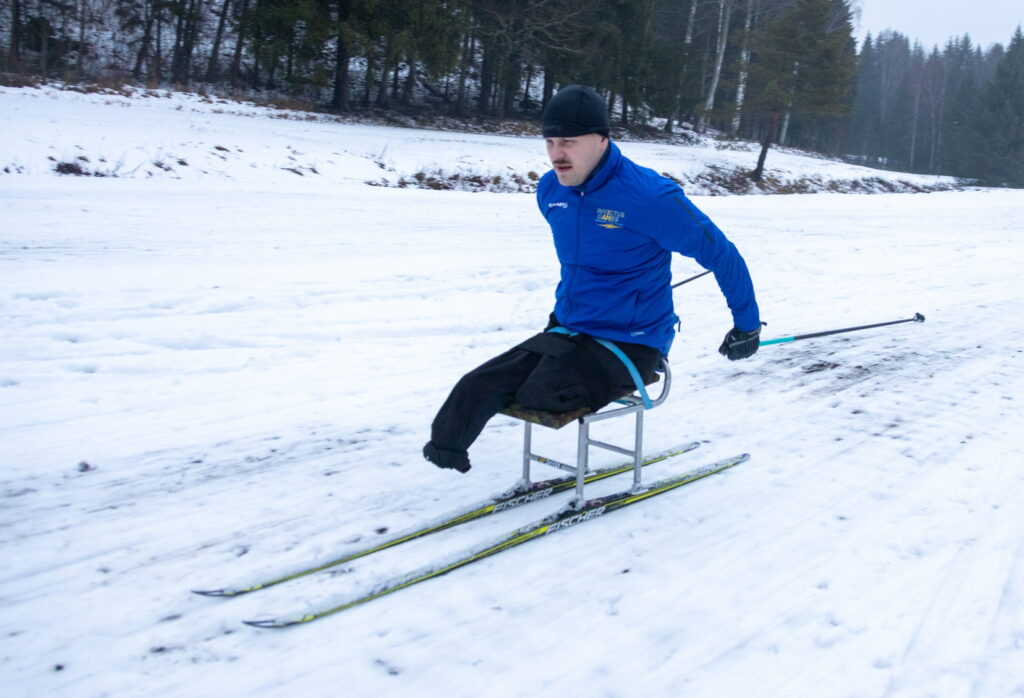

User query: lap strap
[547,327,653,409]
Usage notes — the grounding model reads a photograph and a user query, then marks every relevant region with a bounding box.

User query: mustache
[552,159,571,166]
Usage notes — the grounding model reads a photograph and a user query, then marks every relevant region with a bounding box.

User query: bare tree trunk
[171,1,186,82]
[909,74,922,170]
[154,7,164,82]
[455,32,472,115]
[520,62,533,109]
[477,37,496,115]
[9,0,22,67]
[170,0,202,84]
[778,61,800,145]
[930,76,946,173]
[700,0,732,132]
[167,0,202,84]
[229,0,247,87]
[133,5,154,79]
[925,64,946,173]
[206,0,232,83]
[39,17,49,75]
[285,29,294,87]
[499,60,518,117]
[778,108,792,145]
[331,0,351,111]
[389,55,400,101]
[402,57,416,104]
[250,20,261,89]
[684,0,697,45]
[752,109,780,181]
[76,0,88,79]
[731,0,755,133]
[665,0,700,132]
[183,0,203,83]
[376,38,392,107]
[362,44,374,106]
[541,55,556,107]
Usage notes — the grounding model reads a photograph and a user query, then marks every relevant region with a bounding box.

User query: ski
[192,441,700,598]
[243,452,748,628]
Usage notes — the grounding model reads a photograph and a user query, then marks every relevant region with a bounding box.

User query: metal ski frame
[515,357,673,507]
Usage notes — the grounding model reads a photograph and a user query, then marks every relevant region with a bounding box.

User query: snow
[2,86,1023,697]
[2,83,957,194]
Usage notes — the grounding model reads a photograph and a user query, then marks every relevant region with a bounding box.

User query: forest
[3,0,1022,187]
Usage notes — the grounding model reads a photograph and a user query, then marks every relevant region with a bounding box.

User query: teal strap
[547,326,578,337]
[547,327,652,409]
[593,338,653,409]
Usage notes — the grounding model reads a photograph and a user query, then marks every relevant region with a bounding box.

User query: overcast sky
[854,0,1024,50]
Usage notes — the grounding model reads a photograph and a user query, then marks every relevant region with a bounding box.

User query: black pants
[429,329,662,457]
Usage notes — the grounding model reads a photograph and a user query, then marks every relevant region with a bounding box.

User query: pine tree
[747,0,856,180]
[976,27,1024,186]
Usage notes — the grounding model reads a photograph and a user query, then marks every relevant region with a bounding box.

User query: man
[423,85,761,474]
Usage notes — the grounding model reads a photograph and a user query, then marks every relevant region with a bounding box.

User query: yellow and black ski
[193,442,700,598]
[243,453,748,628]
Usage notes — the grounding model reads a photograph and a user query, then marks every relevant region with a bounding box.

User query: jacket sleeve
[536,171,555,216]
[639,185,761,332]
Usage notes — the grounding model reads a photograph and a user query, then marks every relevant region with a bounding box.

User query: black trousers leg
[429,332,662,458]
[429,347,542,455]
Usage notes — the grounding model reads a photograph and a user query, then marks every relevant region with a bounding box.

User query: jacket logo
[596,208,625,229]
[548,201,568,209]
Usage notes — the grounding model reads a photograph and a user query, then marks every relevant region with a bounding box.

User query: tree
[167,0,204,85]
[205,0,233,82]
[730,0,757,132]
[9,0,23,68]
[699,0,733,132]
[975,27,1024,186]
[747,0,856,180]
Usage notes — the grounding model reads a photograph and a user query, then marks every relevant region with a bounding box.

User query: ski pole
[761,313,926,346]
[671,270,712,288]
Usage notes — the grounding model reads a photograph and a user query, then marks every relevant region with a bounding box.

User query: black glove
[718,324,761,361]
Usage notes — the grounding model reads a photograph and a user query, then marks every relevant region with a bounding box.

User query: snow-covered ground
[1,86,1022,697]
[2,83,958,194]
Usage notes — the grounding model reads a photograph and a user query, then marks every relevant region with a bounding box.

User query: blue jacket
[536,141,759,354]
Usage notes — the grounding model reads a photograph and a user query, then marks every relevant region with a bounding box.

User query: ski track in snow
[2,90,1024,698]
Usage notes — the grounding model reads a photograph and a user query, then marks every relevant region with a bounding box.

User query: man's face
[545,134,609,187]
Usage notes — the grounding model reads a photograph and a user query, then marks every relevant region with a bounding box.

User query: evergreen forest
[3,0,1022,187]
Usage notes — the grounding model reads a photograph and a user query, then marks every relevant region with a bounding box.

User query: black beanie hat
[542,85,610,138]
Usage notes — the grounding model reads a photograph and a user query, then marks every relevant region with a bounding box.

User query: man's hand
[718,325,761,361]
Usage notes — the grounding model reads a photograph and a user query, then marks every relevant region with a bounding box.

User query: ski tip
[715,453,749,469]
[192,588,242,598]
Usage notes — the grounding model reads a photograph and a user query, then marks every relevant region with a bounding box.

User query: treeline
[851,29,1023,187]
[3,1,1022,186]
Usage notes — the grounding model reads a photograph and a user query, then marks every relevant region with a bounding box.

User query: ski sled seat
[499,355,672,508]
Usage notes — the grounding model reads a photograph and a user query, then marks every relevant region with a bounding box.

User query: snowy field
[1,84,957,194]
[1,86,1023,697]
